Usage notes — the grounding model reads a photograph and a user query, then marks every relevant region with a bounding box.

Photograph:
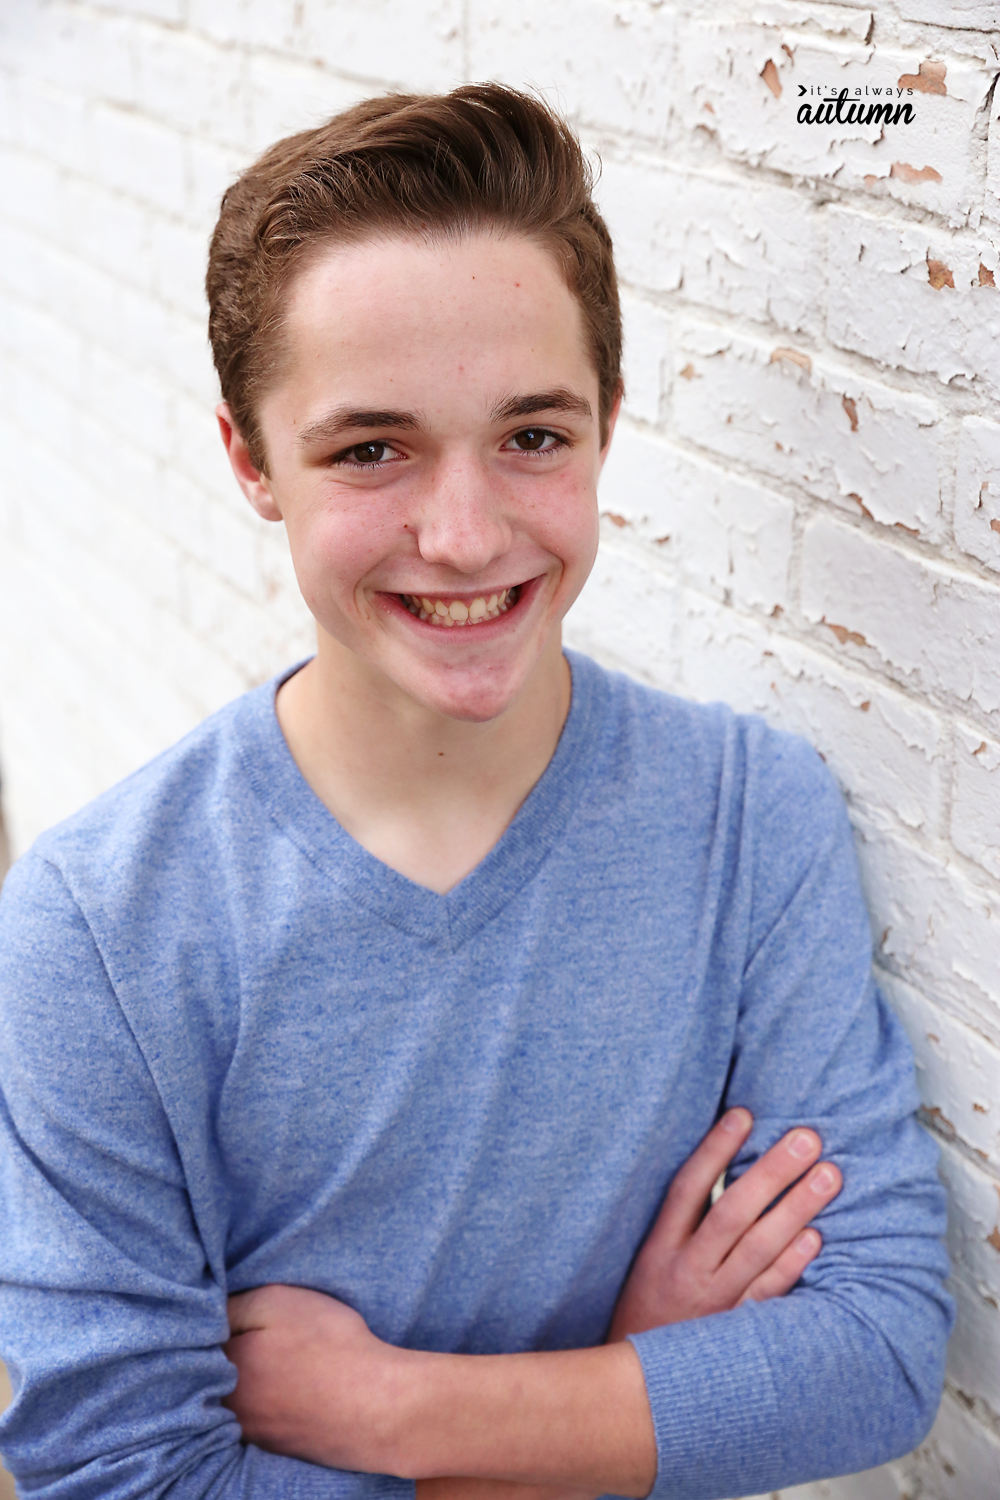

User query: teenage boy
[0,85,950,1500]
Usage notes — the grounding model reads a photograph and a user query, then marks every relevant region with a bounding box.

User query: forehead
[268,231,596,423]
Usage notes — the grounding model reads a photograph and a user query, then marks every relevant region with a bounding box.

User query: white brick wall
[0,3,998,1495]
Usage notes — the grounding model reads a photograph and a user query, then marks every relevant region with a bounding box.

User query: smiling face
[222,231,618,724]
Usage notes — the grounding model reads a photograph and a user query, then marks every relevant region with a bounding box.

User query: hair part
[206,84,622,473]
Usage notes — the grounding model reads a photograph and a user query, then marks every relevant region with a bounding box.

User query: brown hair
[206,83,621,472]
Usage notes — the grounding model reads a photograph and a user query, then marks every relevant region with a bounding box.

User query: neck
[274,630,572,894]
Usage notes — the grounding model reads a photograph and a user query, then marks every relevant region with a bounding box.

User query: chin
[403,659,536,724]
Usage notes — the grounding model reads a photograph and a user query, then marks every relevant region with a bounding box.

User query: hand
[224,1288,654,1494]
[416,1482,598,1500]
[223,1284,407,1470]
[607,1110,842,1340]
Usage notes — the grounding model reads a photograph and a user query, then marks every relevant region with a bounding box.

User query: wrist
[380,1347,455,1478]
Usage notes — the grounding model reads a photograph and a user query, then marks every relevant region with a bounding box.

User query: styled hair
[206,83,622,471]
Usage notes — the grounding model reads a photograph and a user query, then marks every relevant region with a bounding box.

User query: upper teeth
[400,587,520,626]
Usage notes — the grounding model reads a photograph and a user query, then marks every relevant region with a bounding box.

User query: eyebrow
[296,407,423,447]
[295,388,594,448]
[490,389,593,423]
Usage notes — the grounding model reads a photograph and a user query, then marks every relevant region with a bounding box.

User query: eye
[506,428,564,455]
[331,440,404,469]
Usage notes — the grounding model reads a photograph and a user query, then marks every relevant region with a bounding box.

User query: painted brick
[149,216,210,319]
[0,296,87,399]
[185,0,251,47]
[110,0,185,22]
[620,291,672,427]
[861,827,1000,1048]
[898,0,998,21]
[134,28,247,151]
[598,427,795,615]
[595,154,824,338]
[91,102,187,217]
[671,321,943,537]
[182,134,250,229]
[946,1273,1000,1412]
[86,346,176,464]
[987,70,1000,227]
[14,79,94,177]
[170,389,240,499]
[951,725,1000,882]
[882,971,1000,1168]
[954,415,1000,576]
[469,0,676,139]
[3,8,139,114]
[826,208,1000,397]
[936,1139,1000,1308]
[244,53,372,156]
[676,597,945,836]
[801,513,1000,718]
[677,18,995,228]
[894,1390,1000,1500]
[562,534,679,692]
[293,0,465,94]
[184,560,314,686]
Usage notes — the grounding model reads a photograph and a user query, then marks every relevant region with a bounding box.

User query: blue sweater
[0,652,951,1500]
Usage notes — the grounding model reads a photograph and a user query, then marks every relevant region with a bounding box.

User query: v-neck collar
[236,650,607,950]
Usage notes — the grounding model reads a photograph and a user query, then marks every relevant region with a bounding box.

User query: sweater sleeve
[627,732,953,1500]
[0,853,414,1500]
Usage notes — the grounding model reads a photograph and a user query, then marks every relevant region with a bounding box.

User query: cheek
[529,474,600,571]
[286,498,400,601]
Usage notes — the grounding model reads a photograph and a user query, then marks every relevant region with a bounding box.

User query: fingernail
[788,1129,818,1159]
[811,1165,838,1193]
[797,1229,821,1254]
[722,1108,751,1133]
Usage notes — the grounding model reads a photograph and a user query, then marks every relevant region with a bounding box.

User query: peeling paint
[678,363,697,380]
[760,58,781,98]
[898,60,947,96]
[842,394,858,431]
[927,256,955,289]
[890,161,943,185]
[979,264,996,287]
[823,619,868,647]
[769,346,811,373]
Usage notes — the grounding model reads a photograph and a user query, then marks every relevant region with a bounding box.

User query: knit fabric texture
[0,651,952,1500]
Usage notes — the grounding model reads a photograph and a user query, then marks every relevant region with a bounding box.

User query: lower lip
[380,579,538,635]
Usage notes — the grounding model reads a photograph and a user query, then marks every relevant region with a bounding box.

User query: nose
[412,452,514,577]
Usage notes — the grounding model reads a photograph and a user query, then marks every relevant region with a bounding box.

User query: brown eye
[352,441,388,463]
[513,429,548,451]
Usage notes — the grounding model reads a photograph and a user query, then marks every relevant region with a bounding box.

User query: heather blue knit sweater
[0,652,951,1500]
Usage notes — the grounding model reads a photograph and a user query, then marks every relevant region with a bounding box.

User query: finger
[226,1286,275,1335]
[691,1127,823,1268]
[738,1228,823,1306]
[716,1160,842,1300]
[645,1109,754,1251]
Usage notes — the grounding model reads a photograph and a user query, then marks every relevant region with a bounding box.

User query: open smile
[398,584,523,627]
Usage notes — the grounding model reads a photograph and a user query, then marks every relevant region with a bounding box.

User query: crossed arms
[223,1110,841,1498]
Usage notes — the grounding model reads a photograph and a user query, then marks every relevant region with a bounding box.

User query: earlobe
[216,403,283,522]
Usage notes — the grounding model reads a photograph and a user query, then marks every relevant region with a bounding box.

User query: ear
[216,403,283,522]
[597,381,624,472]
